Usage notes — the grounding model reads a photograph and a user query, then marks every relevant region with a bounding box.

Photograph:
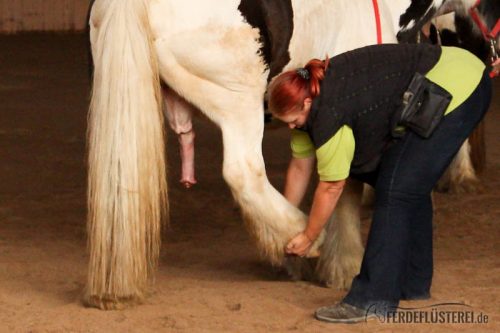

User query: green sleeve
[316,125,355,181]
[290,126,355,181]
[290,129,315,159]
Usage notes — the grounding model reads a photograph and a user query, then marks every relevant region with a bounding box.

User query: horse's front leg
[316,179,364,289]
[218,101,323,272]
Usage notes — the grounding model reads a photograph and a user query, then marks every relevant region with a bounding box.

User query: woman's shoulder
[332,43,437,58]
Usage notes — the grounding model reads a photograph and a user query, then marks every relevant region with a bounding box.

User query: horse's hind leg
[162,85,197,188]
[218,97,323,264]
[173,85,321,268]
[154,26,324,277]
[191,90,323,270]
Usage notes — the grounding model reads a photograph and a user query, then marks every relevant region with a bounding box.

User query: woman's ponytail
[304,57,330,99]
[268,56,329,117]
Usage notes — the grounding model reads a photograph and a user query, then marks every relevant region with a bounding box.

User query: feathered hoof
[317,252,363,291]
[321,265,358,291]
[82,294,143,310]
[322,270,355,291]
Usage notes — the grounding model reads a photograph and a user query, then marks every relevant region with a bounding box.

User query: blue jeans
[343,71,492,314]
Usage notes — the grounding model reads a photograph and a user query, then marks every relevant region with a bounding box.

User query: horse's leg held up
[219,104,324,265]
[154,26,324,279]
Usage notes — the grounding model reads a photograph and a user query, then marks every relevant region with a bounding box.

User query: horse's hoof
[82,294,142,310]
[321,260,360,290]
[316,248,363,290]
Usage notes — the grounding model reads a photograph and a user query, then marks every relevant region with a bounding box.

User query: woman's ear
[302,97,312,113]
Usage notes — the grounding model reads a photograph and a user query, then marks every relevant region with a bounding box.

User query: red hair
[268,57,330,116]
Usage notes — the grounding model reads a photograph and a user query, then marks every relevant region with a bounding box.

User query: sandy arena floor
[0,33,499,333]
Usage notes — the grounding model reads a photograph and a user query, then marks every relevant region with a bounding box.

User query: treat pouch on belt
[394,73,452,139]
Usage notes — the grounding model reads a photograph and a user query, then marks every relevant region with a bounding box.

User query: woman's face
[276,98,312,129]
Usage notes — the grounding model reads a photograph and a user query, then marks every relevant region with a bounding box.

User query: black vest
[300,43,441,174]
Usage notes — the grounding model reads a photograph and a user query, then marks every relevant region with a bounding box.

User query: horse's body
[86,0,492,310]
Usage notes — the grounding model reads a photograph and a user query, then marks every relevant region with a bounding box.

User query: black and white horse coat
[86,0,490,309]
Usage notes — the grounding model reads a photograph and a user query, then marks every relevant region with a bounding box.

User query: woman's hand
[285,179,346,257]
[285,232,313,257]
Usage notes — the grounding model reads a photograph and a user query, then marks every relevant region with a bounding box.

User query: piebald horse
[86,0,495,309]
[164,0,499,190]
[432,0,500,191]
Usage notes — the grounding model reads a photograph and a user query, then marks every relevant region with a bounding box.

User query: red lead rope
[372,0,383,44]
[469,0,500,40]
[469,0,500,77]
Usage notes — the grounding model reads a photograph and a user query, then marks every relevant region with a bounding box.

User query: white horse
[86,0,488,310]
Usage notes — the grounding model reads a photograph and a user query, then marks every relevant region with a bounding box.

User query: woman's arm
[304,179,345,240]
[284,156,315,206]
[286,179,346,256]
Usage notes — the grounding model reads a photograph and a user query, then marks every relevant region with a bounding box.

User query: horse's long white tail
[85,0,167,310]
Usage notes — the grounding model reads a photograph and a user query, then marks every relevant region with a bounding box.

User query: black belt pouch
[395,72,452,138]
